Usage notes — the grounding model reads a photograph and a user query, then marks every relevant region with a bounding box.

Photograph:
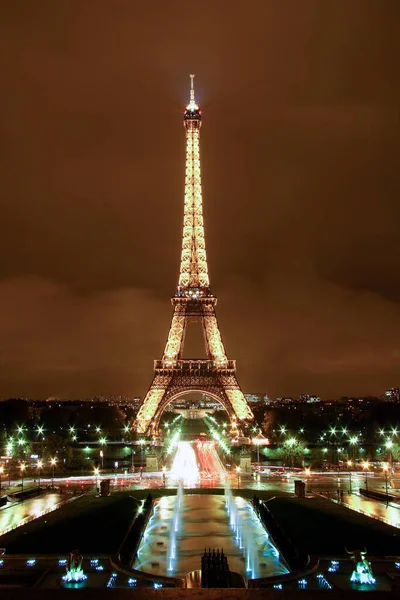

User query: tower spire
[189,73,196,108]
[180,74,208,291]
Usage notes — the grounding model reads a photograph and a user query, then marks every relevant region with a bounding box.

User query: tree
[281,438,305,468]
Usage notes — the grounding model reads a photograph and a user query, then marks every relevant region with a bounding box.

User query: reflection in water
[133,494,289,581]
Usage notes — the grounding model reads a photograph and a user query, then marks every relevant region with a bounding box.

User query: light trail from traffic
[169,441,199,485]
[195,440,225,479]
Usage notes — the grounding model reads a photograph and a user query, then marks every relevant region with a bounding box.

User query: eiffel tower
[135,75,254,435]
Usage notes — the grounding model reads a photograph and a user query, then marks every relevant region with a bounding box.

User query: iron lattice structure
[135,75,254,435]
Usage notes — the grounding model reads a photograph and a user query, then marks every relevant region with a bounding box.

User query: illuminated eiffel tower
[135,76,254,435]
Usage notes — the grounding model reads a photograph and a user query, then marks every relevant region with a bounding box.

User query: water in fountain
[134,494,288,580]
[224,483,255,577]
[167,484,184,572]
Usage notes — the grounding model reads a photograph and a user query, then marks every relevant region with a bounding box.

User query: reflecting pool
[133,494,289,581]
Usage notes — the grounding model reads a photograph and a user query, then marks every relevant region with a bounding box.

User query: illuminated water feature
[133,493,288,581]
[167,484,184,571]
[169,441,200,486]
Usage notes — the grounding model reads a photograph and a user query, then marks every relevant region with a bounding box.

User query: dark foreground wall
[0,589,399,600]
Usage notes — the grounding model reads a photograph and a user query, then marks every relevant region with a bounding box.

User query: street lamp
[349,436,358,461]
[383,463,389,505]
[253,438,261,468]
[347,460,353,494]
[100,450,104,470]
[385,440,393,469]
[162,466,166,488]
[20,463,26,493]
[236,466,241,489]
[50,458,57,488]
[304,467,311,492]
[37,460,43,489]
[362,461,369,492]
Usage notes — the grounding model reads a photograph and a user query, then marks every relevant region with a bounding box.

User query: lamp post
[236,466,241,489]
[37,460,43,489]
[50,458,57,488]
[162,466,166,488]
[304,467,310,493]
[347,460,353,495]
[349,436,358,462]
[363,461,369,492]
[383,464,389,506]
[385,440,393,470]
[100,450,104,471]
[20,463,26,494]
[0,465,3,494]
[131,450,135,472]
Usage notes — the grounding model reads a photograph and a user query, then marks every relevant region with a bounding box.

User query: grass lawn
[266,496,400,557]
[0,493,140,555]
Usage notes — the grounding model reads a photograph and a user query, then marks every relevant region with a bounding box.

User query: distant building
[298,394,321,403]
[244,394,262,403]
[384,388,400,402]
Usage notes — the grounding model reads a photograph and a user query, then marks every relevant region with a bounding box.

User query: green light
[99,437,107,446]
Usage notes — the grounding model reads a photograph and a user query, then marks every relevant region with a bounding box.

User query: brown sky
[0,1,399,399]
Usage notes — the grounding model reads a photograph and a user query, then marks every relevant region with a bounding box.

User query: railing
[154,359,236,371]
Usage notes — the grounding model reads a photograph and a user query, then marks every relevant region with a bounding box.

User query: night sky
[0,1,399,400]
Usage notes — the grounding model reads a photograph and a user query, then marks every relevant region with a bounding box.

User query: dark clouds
[0,0,399,399]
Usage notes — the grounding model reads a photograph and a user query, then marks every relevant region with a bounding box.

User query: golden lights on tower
[134,76,254,434]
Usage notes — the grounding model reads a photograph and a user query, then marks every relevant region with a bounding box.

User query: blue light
[27,559,36,566]
[273,584,282,590]
[128,578,137,587]
[58,559,67,566]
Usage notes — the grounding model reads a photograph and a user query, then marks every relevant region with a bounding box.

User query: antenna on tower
[186,74,198,111]
[190,74,195,103]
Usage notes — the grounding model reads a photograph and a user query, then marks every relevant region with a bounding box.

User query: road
[0,470,399,536]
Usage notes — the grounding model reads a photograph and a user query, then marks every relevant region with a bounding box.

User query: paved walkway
[320,491,400,529]
[0,493,63,536]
